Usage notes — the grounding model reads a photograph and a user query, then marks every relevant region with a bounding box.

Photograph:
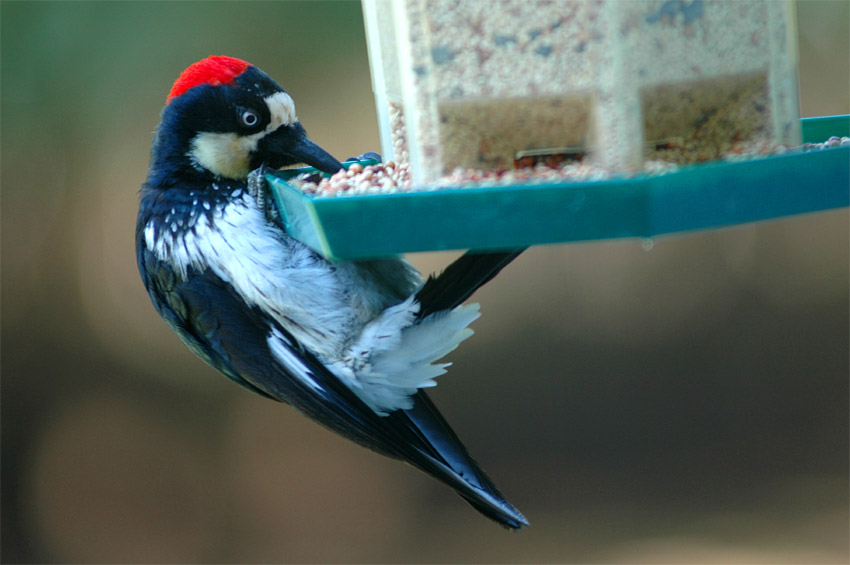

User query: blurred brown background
[2,1,848,563]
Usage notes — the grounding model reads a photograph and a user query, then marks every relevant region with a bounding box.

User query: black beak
[256,124,344,175]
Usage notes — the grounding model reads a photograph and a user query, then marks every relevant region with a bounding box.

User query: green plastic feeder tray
[267,115,849,261]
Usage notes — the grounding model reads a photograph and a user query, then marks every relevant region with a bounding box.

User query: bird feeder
[264,1,848,261]
[362,0,801,185]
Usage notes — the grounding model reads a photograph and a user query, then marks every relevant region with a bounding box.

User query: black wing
[137,241,527,528]
[415,249,526,318]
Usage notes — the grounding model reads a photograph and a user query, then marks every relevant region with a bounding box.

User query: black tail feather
[415,249,526,319]
[398,391,529,529]
[400,248,528,528]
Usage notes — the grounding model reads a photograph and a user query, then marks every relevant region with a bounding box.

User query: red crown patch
[167,56,251,103]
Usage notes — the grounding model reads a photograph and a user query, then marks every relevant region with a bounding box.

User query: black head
[148,56,342,187]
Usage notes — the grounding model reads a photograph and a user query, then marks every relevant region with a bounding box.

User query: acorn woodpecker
[136,55,527,528]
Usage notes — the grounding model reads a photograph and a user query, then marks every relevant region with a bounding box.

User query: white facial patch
[188,91,299,180]
[264,91,297,129]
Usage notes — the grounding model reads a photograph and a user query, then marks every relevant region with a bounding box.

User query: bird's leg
[246,164,266,204]
[247,164,281,225]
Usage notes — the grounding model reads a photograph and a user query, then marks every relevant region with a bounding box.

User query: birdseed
[293,161,412,197]
[287,136,846,198]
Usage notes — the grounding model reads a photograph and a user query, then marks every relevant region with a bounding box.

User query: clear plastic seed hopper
[265,0,849,261]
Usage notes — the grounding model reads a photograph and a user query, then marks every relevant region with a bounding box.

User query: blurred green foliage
[2,1,847,563]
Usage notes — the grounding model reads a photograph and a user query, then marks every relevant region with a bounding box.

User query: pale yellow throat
[189,131,256,179]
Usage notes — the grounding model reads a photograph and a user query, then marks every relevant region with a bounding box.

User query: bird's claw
[343,152,382,163]
[247,164,280,225]
[247,164,266,199]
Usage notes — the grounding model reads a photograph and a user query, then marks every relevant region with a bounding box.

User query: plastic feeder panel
[361,0,800,186]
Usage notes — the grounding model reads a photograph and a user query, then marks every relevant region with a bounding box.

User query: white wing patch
[268,328,322,391]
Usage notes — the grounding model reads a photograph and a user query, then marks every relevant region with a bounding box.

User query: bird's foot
[343,152,382,163]
[247,164,280,225]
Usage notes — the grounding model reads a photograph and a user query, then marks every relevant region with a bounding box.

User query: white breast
[145,191,473,415]
[144,192,366,358]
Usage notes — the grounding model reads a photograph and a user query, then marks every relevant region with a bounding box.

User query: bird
[136,55,528,528]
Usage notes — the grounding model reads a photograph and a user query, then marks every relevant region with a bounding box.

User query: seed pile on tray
[286,135,847,198]
[801,136,850,151]
[294,161,412,197]
[289,160,615,197]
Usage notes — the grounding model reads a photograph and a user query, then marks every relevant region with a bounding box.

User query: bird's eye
[240,109,260,128]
